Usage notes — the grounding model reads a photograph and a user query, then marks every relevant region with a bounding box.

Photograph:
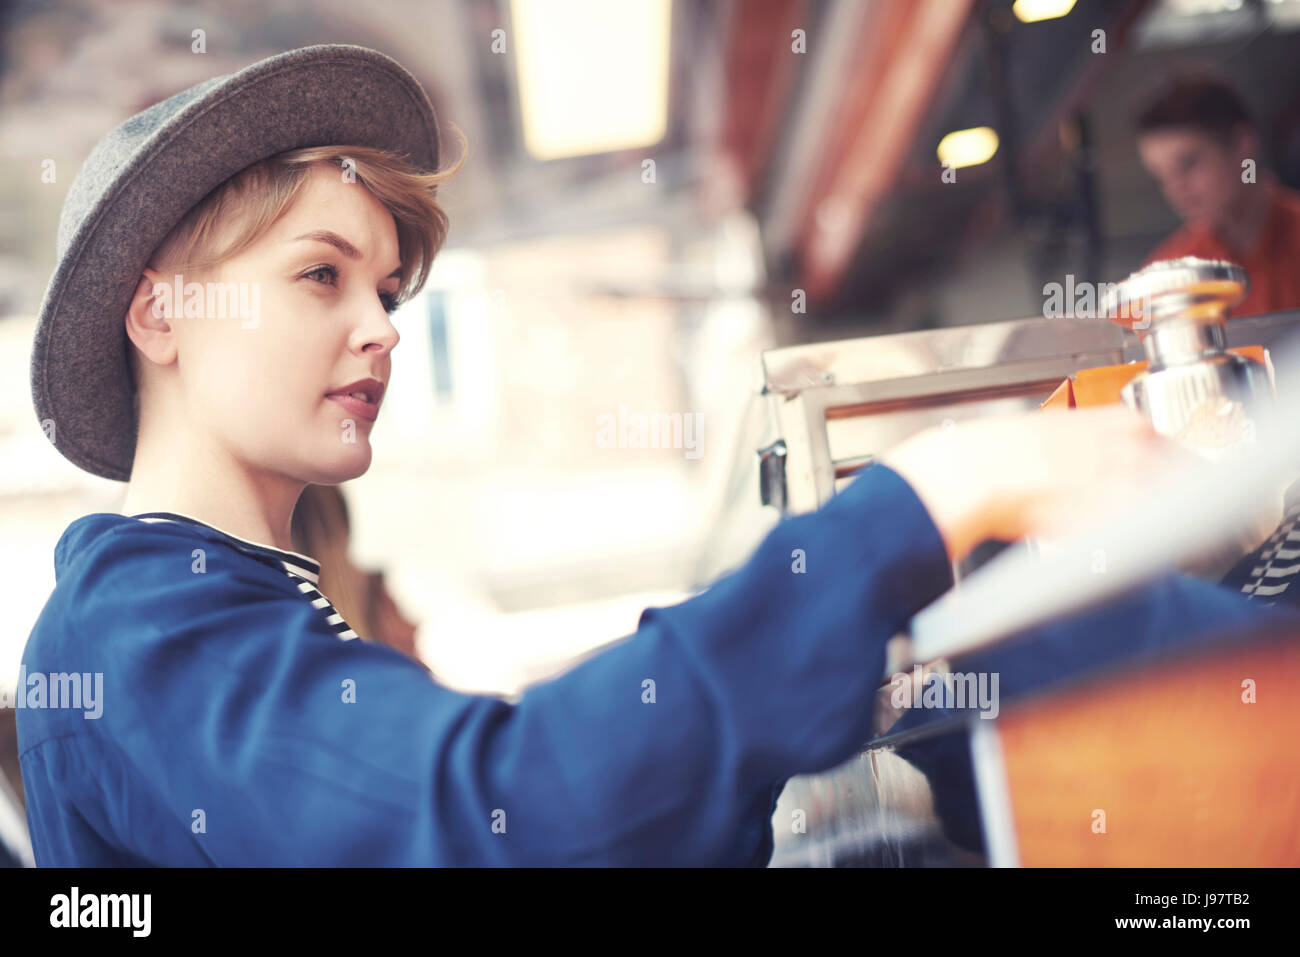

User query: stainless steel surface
[756,440,787,512]
[759,308,1300,518]
[1111,258,1270,456]
[1218,308,1300,352]
[1122,356,1271,450]
[760,317,1132,517]
[969,720,1017,868]
[1103,256,1248,327]
[762,316,1128,398]
[1142,316,1227,365]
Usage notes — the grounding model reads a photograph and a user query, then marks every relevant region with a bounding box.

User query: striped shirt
[1219,478,1300,608]
[131,511,360,640]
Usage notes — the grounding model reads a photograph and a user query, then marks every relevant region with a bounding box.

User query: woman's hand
[878,406,1206,564]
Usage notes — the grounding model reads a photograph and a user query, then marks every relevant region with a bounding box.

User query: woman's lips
[326,393,379,422]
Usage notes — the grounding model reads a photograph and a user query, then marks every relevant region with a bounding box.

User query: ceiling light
[1012,0,1079,23]
[937,127,1000,169]
[511,0,672,161]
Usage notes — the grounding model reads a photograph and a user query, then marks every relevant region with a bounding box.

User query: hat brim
[31,44,442,481]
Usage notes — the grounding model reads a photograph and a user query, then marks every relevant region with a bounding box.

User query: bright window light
[937,127,1000,169]
[511,0,671,161]
[1012,0,1079,22]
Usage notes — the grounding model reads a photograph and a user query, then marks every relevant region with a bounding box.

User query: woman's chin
[310,444,373,483]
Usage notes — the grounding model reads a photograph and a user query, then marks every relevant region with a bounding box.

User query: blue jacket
[17,463,957,865]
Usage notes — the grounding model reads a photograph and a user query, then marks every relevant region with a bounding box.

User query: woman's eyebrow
[293,230,402,278]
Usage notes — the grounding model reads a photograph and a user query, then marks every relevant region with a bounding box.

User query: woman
[16,45,1286,866]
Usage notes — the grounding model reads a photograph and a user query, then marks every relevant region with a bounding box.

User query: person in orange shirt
[1136,76,1300,317]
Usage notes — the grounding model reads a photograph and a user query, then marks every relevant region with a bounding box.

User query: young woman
[17,45,1283,866]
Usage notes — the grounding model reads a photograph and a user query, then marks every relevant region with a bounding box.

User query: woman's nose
[358,307,400,355]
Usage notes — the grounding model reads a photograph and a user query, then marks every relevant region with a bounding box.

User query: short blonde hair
[128,133,467,403]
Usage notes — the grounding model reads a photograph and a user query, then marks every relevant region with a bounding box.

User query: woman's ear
[124,268,178,367]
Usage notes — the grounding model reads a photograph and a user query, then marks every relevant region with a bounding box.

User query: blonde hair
[292,483,427,666]
[127,132,468,401]
[291,483,367,636]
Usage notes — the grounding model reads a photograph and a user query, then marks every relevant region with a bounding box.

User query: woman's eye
[303,264,338,286]
[303,265,398,313]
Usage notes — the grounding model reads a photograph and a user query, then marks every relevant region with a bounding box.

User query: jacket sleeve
[81,463,954,865]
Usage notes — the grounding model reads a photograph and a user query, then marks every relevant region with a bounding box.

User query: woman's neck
[120,429,303,552]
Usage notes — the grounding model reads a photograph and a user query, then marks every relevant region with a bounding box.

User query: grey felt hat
[31,44,442,481]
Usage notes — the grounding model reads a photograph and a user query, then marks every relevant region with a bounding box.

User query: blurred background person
[1138,74,1300,315]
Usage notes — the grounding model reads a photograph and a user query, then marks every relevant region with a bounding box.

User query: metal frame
[761,310,1300,516]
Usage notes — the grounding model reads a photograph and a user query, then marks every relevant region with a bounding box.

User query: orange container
[1041,345,1273,409]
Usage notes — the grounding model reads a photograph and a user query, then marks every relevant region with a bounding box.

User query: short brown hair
[1136,75,1254,145]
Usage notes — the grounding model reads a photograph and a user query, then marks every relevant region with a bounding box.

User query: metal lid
[1102,256,1249,329]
